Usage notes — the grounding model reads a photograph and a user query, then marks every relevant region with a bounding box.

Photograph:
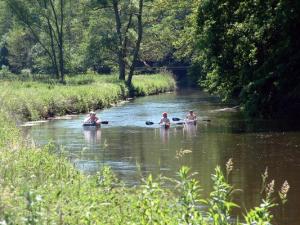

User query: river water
[22,89,300,225]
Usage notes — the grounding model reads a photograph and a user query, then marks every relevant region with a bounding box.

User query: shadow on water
[22,88,300,225]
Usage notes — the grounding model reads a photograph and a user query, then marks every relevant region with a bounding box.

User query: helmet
[89,111,96,115]
[162,112,167,116]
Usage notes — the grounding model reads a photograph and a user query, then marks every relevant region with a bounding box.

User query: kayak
[185,120,197,125]
[82,122,101,128]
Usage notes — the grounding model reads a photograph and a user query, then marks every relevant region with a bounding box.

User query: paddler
[83,111,101,125]
[185,110,197,125]
[159,112,171,128]
[186,110,197,120]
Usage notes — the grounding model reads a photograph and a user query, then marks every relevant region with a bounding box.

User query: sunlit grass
[0,73,175,121]
[132,73,176,96]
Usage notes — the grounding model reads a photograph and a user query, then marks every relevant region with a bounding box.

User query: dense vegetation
[193,0,300,118]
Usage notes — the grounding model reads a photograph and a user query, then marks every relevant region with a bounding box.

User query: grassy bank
[0,73,176,121]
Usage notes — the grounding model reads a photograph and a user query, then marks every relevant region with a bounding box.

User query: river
[22,89,300,225]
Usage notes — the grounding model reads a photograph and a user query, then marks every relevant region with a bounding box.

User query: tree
[137,0,200,83]
[142,0,199,61]
[6,0,67,82]
[92,0,144,86]
[194,0,300,117]
[6,27,34,73]
[126,0,143,86]
[111,0,144,86]
[0,0,12,37]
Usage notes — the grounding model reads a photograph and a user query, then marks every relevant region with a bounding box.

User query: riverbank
[0,73,176,121]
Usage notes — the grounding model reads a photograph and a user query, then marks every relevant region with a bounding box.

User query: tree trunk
[49,0,65,83]
[127,0,144,86]
[112,0,126,80]
[117,54,126,80]
[59,0,65,83]
[46,19,59,79]
[42,0,59,79]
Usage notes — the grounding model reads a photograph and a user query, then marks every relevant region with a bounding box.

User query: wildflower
[279,180,290,204]
[226,158,233,174]
[262,167,268,180]
[266,180,275,199]
[260,167,269,194]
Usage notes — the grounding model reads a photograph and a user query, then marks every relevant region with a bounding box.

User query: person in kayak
[83,111,101,125]
[186,110,197,124]
[159,112,171,128]
[186,110,197,120]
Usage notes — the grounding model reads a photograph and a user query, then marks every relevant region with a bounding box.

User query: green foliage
[4,0,68,81]
[244,199,276,225]
[176,166,205,224]
[136,175,172,224]
[0,65,13,78]
[65,74,96,85]
[77,6,116,73]
[6,27,34,73]
[141,0,199,62]
[193,0,300,118]
[208,166,238,224]
[0,110,19,149]
[96,166,118,189]
[0,38,9,68]
[0,0,12,37]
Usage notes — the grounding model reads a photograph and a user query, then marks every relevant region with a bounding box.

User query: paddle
[174,122,185,125]
[172,117,211,122]
[145,121,185,126]
[83,121,109,126]
[145,121,155,125]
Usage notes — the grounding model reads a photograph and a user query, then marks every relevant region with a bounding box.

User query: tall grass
[132,73,176,96]
[0,110,19,149]
[0,73,175,121]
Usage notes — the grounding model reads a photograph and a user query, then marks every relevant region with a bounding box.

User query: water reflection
[183,124,197,137]
[83,127,101,144]
[159,127,170,143]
